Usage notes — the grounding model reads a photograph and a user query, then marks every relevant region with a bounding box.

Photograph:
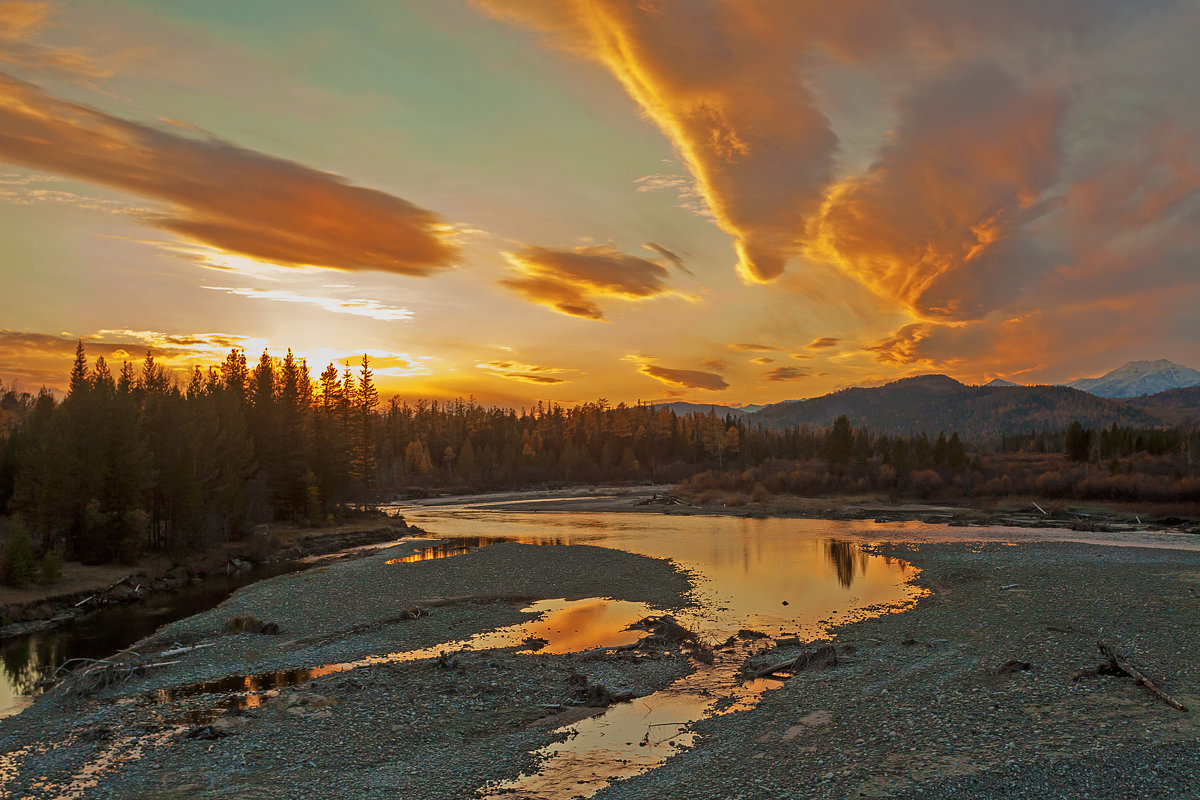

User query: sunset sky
[1,0,1198,406]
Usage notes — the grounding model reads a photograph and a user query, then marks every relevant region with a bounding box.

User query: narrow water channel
[1,510,927,798]
[394,510,924,797]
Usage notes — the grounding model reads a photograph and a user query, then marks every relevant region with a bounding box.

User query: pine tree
[350,355,378,486]
[68,340,89,399]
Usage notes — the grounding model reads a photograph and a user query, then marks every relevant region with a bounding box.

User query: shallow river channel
[397,507,925,797]
[2,506,931,797]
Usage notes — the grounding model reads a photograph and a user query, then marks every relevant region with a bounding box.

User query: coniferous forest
[1,343,1197,572]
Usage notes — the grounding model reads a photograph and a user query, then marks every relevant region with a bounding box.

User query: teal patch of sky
[117,1,667,184]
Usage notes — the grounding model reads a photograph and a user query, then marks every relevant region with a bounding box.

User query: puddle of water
[480,642,781,800]
[151,596,659,710]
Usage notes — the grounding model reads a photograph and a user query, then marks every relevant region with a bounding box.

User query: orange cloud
[809,67,1065,321]
[478,0,837,284]
[727,342,775,353]
[765,366,808,382]
[750,356,774,365]
[0,1,109,81]
[203,287,413,321]
[477,360,569,385]
[808,337,840,349]
[500,244,678,320]
[639,364,728,391]
[643,241,693,276]
[0,72,459,275]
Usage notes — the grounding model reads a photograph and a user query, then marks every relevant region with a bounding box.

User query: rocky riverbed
[595,540,1200,799]
[0,539,696,799]
[2,521,1198,799]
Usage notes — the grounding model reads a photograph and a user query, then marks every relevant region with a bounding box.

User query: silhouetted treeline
[2,345,1198,568]
[679,417,1200,506]
[0,343,831,562]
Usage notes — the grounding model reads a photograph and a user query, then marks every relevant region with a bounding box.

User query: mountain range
[1064,359,1200,398]
[655,360,1200,438]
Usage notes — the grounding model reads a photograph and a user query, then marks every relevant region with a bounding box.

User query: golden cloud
[203,287,413,321]
[808,337,840,349]
[0,72,459,275]
[0,328,257,391]
[639,364,728,391]
[0,1,110,81]
[808,67,1065,321]
[727,343,775,353]
[750,356,774,365]
[500,244,678,320]
[477,360,569,385]
[477,0,837,284]
[765,366,808,382]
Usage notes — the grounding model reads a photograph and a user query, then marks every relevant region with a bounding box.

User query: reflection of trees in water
[825,539,869,588]
[2,633,69,697]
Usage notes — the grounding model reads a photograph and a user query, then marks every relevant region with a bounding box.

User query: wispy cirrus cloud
[203,287,413,321]
[727,343,775,353]
[477,360,570,385]
[0,1,110,82]
[500,244,682,320]
[0,71,460,275]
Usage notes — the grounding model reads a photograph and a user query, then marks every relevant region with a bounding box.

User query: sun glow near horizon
[2,0,1199,406]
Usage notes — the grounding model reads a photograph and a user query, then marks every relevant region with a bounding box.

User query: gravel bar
[0,539,696,799]
[595,540,1200,799]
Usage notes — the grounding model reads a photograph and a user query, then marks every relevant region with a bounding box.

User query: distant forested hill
[1123,386,1200,426]
[751,374,1171,437]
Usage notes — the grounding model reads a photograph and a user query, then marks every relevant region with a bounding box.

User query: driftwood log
[1097,641,1188,712]
[1074,642,1188,712]
[752,644,838,679]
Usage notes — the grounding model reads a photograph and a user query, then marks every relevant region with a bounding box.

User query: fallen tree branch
[752,644,838,679]
[1097,641,1188,713]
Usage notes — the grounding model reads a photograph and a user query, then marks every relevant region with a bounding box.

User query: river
[2,506,930,797]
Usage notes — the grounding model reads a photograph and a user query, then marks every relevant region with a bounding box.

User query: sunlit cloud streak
[500,244,680,320]
[203,287,414,321]
[480,0,837,284]
[0,328,259,390]
[809,66,1065,321]
[808,337,840,349]
[0,1,110,81]
[642,242,694,276]
[477,360,570,385]
[0,71,459,275]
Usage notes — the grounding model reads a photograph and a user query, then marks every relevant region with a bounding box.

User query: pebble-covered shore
[0,540,696,799]
[596,540,1200,799]
[2,530,1198,799]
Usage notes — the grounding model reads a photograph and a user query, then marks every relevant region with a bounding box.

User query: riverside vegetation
[1,343,1198,585]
